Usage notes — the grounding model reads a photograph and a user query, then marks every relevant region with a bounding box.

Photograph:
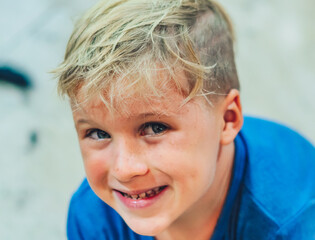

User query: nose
[111,139,149,182]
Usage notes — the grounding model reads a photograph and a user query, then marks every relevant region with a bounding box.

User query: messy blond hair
[54,0,239,110]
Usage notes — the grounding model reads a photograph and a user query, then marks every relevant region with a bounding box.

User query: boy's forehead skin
[72,68,218,125]
[72,90,202,128]
[73,65,191,108]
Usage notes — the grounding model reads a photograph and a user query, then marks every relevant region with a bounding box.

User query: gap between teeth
[123,187,164,200]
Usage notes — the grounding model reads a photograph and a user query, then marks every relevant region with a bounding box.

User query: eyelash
[140,122,169,136]
[85,129,111,140]
[85,122,169,140]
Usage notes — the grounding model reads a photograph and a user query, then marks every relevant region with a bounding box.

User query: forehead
[73,86,191,122]
[72,67,195,118]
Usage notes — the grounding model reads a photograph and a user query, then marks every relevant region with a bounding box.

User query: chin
[124,216,169,236]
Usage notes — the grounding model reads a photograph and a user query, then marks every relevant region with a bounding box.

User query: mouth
[117,186,167,200]
[114,185,168,209]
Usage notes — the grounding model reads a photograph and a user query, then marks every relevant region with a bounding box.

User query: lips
[118,186,167,200]
[114,186,168,209]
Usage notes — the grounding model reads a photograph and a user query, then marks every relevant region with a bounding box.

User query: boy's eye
[140,122,168,136]
[86,129,111,140]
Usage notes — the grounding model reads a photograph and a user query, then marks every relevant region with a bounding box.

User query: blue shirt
[67,117,315,239]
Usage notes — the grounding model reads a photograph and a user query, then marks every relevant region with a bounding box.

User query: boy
[54,0,315,239]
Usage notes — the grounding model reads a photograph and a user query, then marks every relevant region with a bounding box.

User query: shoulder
[242,116,314,154]
[241,116,314,165]
[67,179,122,239]
[67,179,151,240]
[69,178,109,218]
[239,116,315,227]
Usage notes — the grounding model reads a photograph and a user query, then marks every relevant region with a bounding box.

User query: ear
[220,89,243,145]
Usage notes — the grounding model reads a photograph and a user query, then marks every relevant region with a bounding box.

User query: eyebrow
[75,118,99,126]
[76,119,89,125]
[76,111,173,125]
[126,111,173,120]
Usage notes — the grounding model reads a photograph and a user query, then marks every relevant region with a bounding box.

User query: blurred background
[0,0,314,239]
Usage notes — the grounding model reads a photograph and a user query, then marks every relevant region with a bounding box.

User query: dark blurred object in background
[0,66,32,90]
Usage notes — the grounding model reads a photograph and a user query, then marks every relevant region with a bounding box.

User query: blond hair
[54,0,239,110]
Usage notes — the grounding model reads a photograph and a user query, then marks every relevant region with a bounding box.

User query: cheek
[80,145,110,187]
[176,121,220,186]
[155,128,220,184]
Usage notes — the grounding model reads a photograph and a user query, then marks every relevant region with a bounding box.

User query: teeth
[139,192,146,198]
[131,194,138,199]
[123,186,165,200]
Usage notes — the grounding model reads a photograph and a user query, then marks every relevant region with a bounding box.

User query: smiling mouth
[118,186,167,200]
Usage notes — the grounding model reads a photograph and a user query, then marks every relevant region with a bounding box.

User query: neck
[156,142,235,240]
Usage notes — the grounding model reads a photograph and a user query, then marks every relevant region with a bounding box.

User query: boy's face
[72,79,226,235]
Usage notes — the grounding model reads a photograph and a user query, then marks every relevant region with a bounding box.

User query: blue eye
[140,122,168,136]
[87,129,111,140]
